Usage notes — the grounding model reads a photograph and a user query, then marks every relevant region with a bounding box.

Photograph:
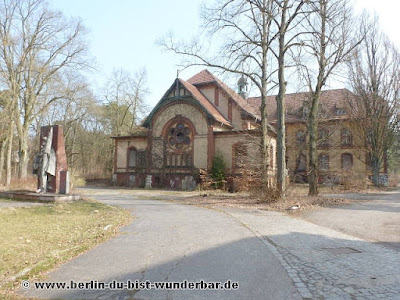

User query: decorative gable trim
[142,78,231,129]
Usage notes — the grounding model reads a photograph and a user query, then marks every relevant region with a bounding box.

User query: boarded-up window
[341,153,353,171]
[128,148,137,168]
[233,143,247,169]
[137,150,146,168]
[214,87,219,107]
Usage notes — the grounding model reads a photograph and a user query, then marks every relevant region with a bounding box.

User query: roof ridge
[247,88,352,100]
[189,70,260,119]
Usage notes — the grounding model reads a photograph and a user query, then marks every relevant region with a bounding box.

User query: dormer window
[318,104,327,117]
[335,108,347,116]
[302,101,310,119]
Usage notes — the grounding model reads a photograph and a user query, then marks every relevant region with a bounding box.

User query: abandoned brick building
[112,70,379,188]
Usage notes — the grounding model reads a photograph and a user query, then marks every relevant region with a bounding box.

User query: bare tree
[295,0,362,195]
[160,0,279,195]
[0,0,90,178]
[102,68,148,136]
[271,0,309,196]
[0,90,11,184]
[348,17,400,186]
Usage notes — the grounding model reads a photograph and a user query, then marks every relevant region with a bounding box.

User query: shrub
[211,152,227,189]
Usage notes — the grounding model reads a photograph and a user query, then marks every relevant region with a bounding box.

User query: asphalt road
[297,189,400,250]
[20,189,300,300]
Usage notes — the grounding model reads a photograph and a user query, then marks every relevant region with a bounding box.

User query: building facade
[248,89,386,183]
[113,70,383,189]
[112,70,276,189]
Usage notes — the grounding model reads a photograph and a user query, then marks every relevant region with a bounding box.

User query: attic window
[335,108,347,116]
[302,101,310,119]
[318,104,327,117]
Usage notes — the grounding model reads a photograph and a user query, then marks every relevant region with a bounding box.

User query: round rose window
[168,123,191,150]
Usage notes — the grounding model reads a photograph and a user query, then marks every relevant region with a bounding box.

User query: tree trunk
[18,128,29,178]
[6,121,14,186]
[308,91,320,196]
[276,6,287,198]
[260,0,270,197]
[308,0,327,196]
[260,93,270,195]
[0,138,6,183]
[371,156,380,186]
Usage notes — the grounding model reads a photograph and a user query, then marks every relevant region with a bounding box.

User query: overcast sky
[50,0,400,108]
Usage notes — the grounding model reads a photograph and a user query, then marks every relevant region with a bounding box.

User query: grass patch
[0,200,131,297]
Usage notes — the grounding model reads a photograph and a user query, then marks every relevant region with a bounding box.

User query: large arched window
[164,119,194,168]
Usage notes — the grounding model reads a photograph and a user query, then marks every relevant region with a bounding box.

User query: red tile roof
[187,70,260,120]
[179,78,231,126]
[248,89,357,123]
[187,69,216,85]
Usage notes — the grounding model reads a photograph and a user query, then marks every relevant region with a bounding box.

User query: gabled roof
[179,79,230,125]
[187,70,260,120]
[187,69,216,85]
[248,89,357,123]
[142,78,231,128]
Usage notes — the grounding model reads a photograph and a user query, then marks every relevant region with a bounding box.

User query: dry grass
[286,183,396,195]
[181,183,356,212]
[0,176,37,192]
[183,192,350,213]
[388,172,399,187]
[0,199,131,298]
